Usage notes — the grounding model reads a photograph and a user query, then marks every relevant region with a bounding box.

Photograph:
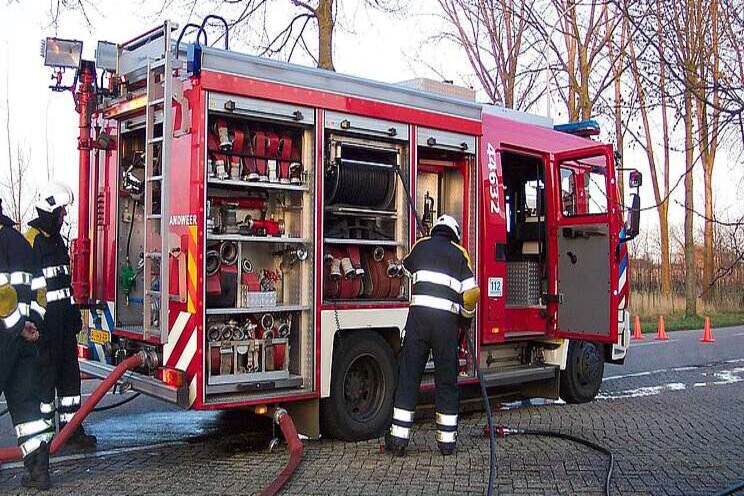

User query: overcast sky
[0,0,741,240]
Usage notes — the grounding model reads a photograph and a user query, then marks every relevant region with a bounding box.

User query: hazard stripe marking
[188,377,197,407]
[175,331,197,372]
[187,226,198,314]
[163,312,191,364]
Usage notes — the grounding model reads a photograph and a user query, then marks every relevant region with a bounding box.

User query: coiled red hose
[259,409,304,496]
[0,353,147,463]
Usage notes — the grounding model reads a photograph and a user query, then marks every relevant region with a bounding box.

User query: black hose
[712,480,744,496]
[501,428,614,496]
[92,392,141,412]
[1,392,140,418]
[466,331,497,496]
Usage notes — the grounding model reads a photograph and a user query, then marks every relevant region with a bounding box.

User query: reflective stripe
[436,430,457,443]
[436,413,458,427]
[59,395,81,407]
[412,270,463,292]
[410,295,460,314]
[47,287,72,302]
[393,407,415,423]
[0,273,9,285]
[460,277,477,292]
[390,424,410,440]
[40,402,55,414]
[42,265,70,278]
[10,272,32,285]
[460,306,475,319]
[59,412,75,423]
[30,301,46,318]
[20,432,53,457]
[2,308,22,329]
[18,302,30,317]
[15,419,52,438]
[31,276,46,291]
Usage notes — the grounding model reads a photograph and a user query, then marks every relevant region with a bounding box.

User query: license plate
[90,329,111,345]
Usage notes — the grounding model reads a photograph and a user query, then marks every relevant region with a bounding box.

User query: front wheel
[560,340,604,403]
[321,331,396,441]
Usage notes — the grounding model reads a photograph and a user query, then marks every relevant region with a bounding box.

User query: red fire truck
[47,21,639,441]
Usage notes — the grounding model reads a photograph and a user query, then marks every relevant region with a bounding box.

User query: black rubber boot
[437,441,456,456]
[384,432,407,457]
[21,441,50,491]
[67,425,97,449]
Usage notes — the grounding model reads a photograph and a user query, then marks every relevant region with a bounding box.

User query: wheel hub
[343,354,384,422]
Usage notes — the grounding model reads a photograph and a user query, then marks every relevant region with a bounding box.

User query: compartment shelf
[206,304,310,315]
[207,234,308,244]
[208,178,308,192]
[324,238,399,246]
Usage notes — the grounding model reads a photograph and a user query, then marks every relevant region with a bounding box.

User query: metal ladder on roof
[143,23,174,343]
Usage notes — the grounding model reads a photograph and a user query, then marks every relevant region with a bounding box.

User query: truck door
[551,145,618,343]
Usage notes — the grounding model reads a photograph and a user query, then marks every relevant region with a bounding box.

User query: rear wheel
[321,331,396,441]
[560,340,604,403]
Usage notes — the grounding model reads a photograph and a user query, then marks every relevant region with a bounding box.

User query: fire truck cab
[69,22,636,441]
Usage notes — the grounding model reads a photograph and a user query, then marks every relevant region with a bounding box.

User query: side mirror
[623,193,641,242]
[629,170,643,188]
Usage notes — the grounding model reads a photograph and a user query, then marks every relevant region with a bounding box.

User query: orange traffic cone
[656,315,669,341]
[632,315,645,340]
[700,317,715,343]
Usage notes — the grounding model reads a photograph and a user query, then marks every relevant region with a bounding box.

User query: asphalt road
[0,325,742,495]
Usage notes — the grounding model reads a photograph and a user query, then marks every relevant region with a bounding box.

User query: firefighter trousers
[0,334,54,460]
[38,326,81,429]
[390,308,460,448]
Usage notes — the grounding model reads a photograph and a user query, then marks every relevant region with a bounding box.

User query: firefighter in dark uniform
[0,198,53,490]
[385,214,480,456]
[26,182,97,448]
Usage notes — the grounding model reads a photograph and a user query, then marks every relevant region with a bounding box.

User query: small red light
[157,367,186,388]
[77,344,91,360]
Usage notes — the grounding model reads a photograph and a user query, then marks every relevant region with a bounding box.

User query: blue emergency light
[554,120,601,138]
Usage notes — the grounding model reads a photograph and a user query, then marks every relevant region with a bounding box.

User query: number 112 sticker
[488,277,503,298]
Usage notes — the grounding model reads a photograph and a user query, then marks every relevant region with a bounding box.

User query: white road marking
[630,339,678,347]
[726,332,744,337]
[1,441,189,470]
[600,367,744,400]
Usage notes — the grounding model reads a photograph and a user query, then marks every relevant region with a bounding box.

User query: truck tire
[321,331,396,441]
[560,340,604,404]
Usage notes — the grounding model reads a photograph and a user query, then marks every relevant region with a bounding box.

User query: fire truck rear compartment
[204,94,316,402]
[116,121,163,331]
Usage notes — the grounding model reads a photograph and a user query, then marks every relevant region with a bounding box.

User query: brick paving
[1,360,743,495]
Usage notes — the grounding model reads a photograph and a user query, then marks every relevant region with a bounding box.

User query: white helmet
[36,182,74,213]
[432,214,461,241]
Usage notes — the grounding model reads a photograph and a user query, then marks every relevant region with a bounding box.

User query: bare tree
[535,0,625,120]
[171,0,407,71]
[625,0,674,296]
[1,71,36,225]
[436,0,542,109]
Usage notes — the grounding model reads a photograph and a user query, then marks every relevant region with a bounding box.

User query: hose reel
[325,141,397,208]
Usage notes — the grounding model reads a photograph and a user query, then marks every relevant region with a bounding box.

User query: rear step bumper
[481,365,558,388]
[79,359,191,409]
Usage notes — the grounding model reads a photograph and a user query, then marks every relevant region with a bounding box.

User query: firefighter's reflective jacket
[402,234,479,319]
[25,224,79,334]
[0,220,45,336]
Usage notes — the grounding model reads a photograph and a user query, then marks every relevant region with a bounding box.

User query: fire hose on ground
[259,408,304,496]
[0,352,149,463]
